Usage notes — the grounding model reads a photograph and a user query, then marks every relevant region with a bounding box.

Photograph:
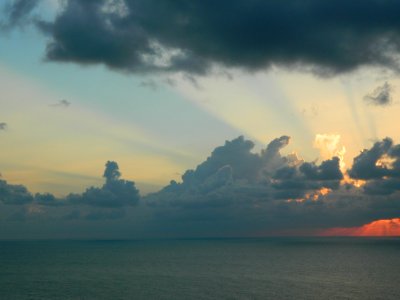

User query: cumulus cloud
[349,137,400,195]
[67,161,140,207]
[300,157,343,182]
[349,138,394,180]
[146,136,343,209]
[314,134,345,160]
[364,82,394,106]
[142,136,400,235]
[34,192,58,206]
[5,0,400,76]
[1,160,140,209]
[3,136,400,238]
[0,179,34,205]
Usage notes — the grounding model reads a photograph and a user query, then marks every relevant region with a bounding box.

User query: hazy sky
[1,0,400,238]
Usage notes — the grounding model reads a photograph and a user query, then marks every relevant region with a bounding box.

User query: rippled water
[1,238,399,299]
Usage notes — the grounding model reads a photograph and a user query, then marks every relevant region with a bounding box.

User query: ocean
[0,238,399,299]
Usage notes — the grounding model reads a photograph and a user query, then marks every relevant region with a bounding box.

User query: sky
[1,0,400,239]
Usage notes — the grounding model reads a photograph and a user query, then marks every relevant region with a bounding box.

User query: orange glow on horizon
[320,218,400,236]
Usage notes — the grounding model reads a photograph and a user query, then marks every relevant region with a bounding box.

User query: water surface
[1,238,399,299]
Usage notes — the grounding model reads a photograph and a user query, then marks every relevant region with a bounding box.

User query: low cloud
[2,136,400,238]
[349,138,394,180]
[71,161,140,207]
[143,136,400,234]
[0,180,33,205]
[349,137,400,196]
[145,136,347,231]
[0,160,140,208]
[84,209,126,221]
[364,82,394,106]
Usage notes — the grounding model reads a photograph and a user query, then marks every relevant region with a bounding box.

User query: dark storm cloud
[363,178,400,196]
[0,123,7,130]
[364,82,394,106]
[34,192,58,206]
[67,161,140,207]
[145,184,400,237]
[21,0,400,75]
[0,179,33,205]
[349,137,400,195]
[0,161,140,208]
[142,136,400,235]
[300,158,343,181]
[146,136,343,209]
[349,138,395,180]
[272,157,343,199]
[3,136,400,238]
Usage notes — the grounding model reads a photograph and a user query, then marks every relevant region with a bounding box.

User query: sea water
[0,238,399,299]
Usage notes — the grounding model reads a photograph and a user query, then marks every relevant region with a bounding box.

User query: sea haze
[1,237,399,299]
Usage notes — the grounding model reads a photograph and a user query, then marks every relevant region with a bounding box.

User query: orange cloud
[286,187,332,203]
[341,173,366,188]
[320,218,400,236]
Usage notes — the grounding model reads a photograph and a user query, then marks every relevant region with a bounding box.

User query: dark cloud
[84,209,126,221]
[364,82,394,106]
[272,157,343,199]
[300,157,343,181]
[349,138,394,180]
[147,136,343,208]
[34,193,59,206]
[363,178,400,196]
[3,136,400,238]
[0,179,33,205]
[177,136,262,187]
[103,161,121,181]
[17,0,400,76]
[62,209,80,220]
[142,136,400,236]
[1,161,140,208]
[1,0,38,30]
[262,136,290,161]
[0,122,7,130]
[349,137,400,195]
[67,161,140,207]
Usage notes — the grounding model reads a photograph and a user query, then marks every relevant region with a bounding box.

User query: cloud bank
[0,161,140,222]
[5,0,400,75]
[1,135,400,238]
